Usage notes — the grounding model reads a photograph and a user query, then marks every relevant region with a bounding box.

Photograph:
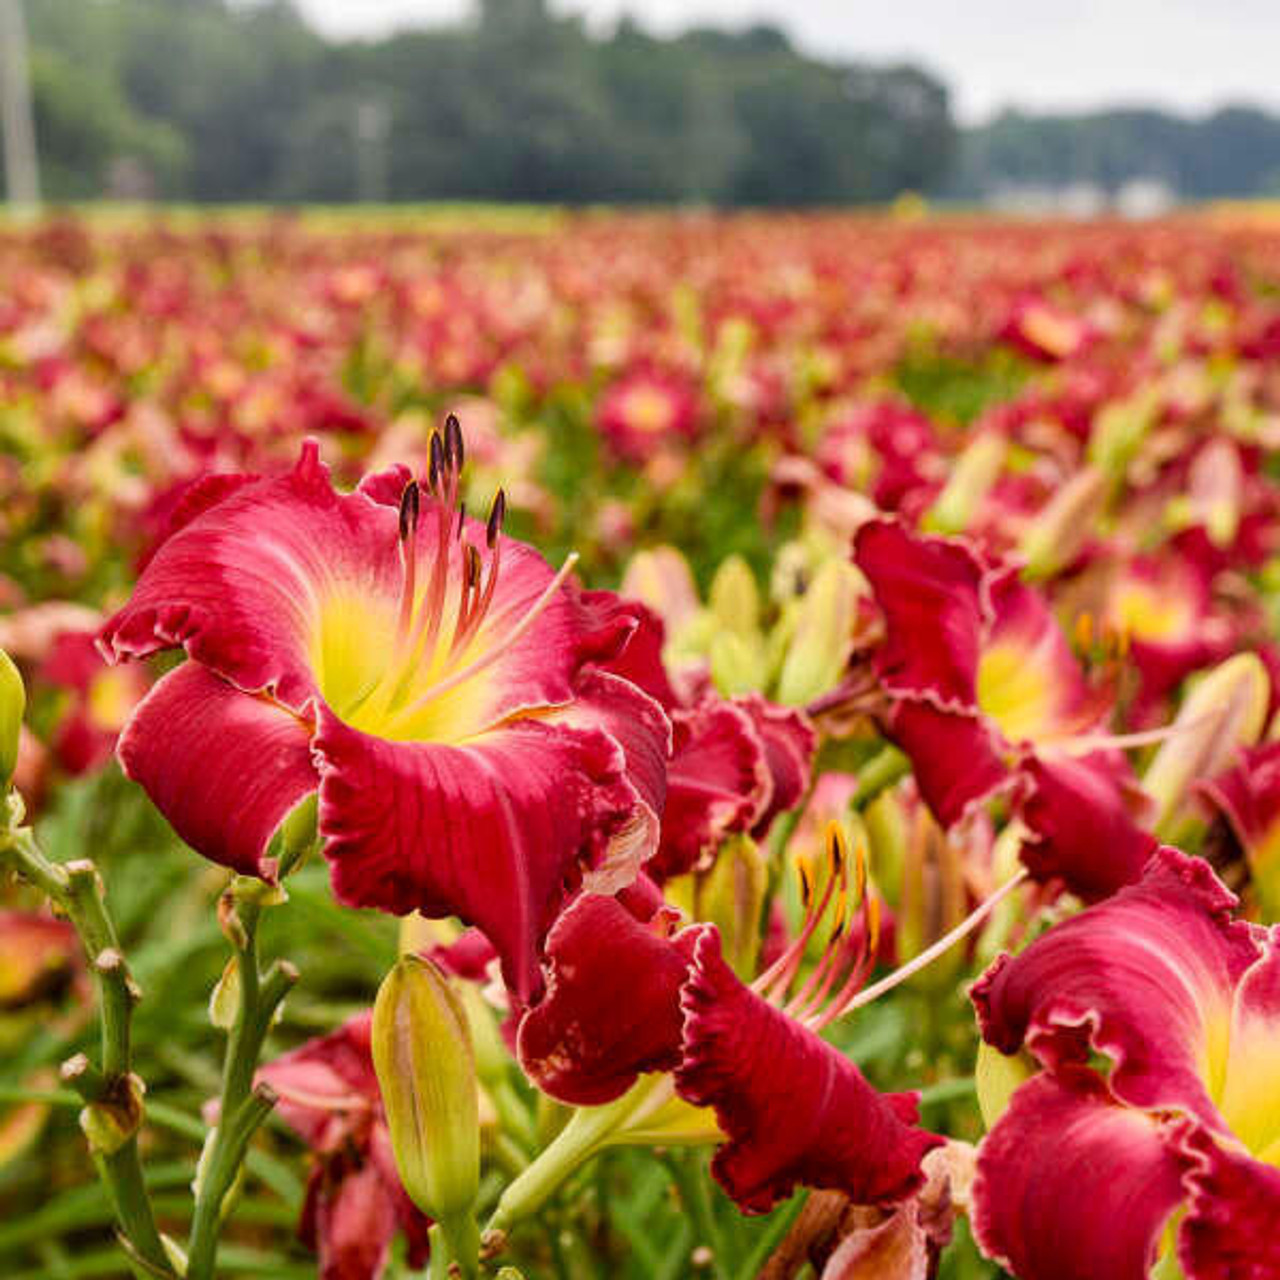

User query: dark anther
[444,413,464,472]
[486,488,506,548]
[465,542,482,588]
[456,501,466,539]
[428,432,444,492]
[398,480,420,542]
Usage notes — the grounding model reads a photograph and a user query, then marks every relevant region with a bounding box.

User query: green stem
[733,1191,808,1280]
[852,745,910,809]
[0,817,171,1275]
[185,892,296,1280]
[665,1153,732,1280]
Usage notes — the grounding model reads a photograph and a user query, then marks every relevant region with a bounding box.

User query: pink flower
[971,848,1280,1280]
[99,428,669,1001]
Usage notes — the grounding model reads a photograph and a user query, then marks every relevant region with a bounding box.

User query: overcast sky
[293,0,1280,125]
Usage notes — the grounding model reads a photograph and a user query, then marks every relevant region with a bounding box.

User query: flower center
[311,415,575,744]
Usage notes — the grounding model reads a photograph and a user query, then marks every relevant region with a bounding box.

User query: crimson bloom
[256,1014,430,1280]
[854,520,1155,900]
[99,428,669,1001]
[971,847,1280,1280]
[516,833,942,1216]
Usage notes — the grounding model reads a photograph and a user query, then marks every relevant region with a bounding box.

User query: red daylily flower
[855,520,1155,900]
[256,1014,430,1280]
[971,847,1280,1280]
[516,833,942,1216]
[99,430,669,1001]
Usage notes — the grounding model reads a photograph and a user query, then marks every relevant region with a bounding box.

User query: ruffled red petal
[653,698,771,879]
[884,700,1009,828]
[101,441,396,711]
[972,1069,1186,1280]
[972,848,1259,1131]
[314,698,659,1003]
[117,663,317,878]
[1176,1124,1280,1280]
[737,693,816,838]
[676,930,942,1214]
[516,894,707,1105]
[854,520,988,709]
[1016,750,1157,901]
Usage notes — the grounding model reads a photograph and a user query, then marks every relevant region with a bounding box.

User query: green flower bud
[923,432,1006,535]
[0,648,25,793]
[709,555,760,639]
[372,955,480,1233]
[1017,465,1107,580]
[692,835,767,978]
[774,559,858,707]
[1143,652,1270,838]
[974,1041,1036,1131]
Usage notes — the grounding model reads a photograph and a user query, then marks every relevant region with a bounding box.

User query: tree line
[22,0,954,206]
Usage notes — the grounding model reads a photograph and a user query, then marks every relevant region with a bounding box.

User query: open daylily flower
[1199,740,1280,918]
[854,520,1155,900]
[516,831,949,1216]
[256,1014,431,1280]
[98,428,669,1000]
[971,847,1280,1280]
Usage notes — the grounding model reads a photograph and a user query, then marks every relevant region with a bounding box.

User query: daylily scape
[3,208,1280,1279]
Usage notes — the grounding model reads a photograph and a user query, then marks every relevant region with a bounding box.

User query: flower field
[2,206,1280,1279]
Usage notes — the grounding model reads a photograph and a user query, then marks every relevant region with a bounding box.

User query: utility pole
[0,0,40,215]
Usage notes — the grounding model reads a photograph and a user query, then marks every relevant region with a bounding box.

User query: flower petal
[1176,1124,1280,1280]
[1016,749,1157,901]
[308,1155,400,1280]
[314,701,659,1003]
[117,663,317,878]
[972,1068,1186,1280]
[884,700,1009,828]
[101,441,396,711]
[820,1206,929,1280]
[1198,741,1280,914]
[676,930,942,1214]
[653,698,771,880]
[516,894,707,1105]
[972,848,1260,1130]
[737,693,817,838]
[854,520,987,710]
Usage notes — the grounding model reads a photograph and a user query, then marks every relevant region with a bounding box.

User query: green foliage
[22,0,955,206]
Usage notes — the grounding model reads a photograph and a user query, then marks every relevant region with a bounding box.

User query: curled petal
[1198,741,1280,912]
[972,1069,1186,1280]
[1016,750,1157,901]
[972,848,1259,1130]
[654,698,771,880]
[676,930,941,1214]
[737,693,817,838]
[821,1207,929,1280]
[117,663,317,878]
[885,700,1009,828]
[101,442,395,711]
[315,703,657,1003]
[517,895,707,1105]
[854,520,987,709]
[1176,1123,1280,1280]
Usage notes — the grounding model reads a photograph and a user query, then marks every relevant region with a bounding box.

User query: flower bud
[1143,652,1270,837]
[709,555,760,639]
[1017,465,1107,580]
[372,955,480,1230]
[693,835,767,978]
[974,1041,1035,1131]
[775,559,858,707]
[0,648,26,793]
[620,546,701,637]
[923,432,1006,535]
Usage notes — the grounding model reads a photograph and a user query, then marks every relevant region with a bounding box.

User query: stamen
[428,431,444,494]
[445,412,464,471]
[398,479,420,543]
[820,867,1030,1027]
[389,552,580,725]
[487,488,506,548]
